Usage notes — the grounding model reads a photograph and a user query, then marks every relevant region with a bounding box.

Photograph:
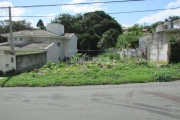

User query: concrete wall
[149,43,168,62]
[16,52,46,72]
[139,33,169,62]
[46,43,60,63]
[156,24,164,32]
[0,55,16,73]
[62,34,78,58]
[63,39,71,58]
[139,34,151,53]
[70,34,78,56]
[163,32,172,43]
[0,50,4,55]
[47,23,64,35]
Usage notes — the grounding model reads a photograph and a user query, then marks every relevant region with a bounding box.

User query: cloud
[137,0,180,24]
[0,1,26,21]
[166,0,180,8]
[27,20,37,28]
[61,0,106,13]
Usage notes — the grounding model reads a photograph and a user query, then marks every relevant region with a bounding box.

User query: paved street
[0,81,180,120]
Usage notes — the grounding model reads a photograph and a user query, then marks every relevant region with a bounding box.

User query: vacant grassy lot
[0,54,180,87]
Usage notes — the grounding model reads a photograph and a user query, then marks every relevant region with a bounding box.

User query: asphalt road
[0,81,180,120]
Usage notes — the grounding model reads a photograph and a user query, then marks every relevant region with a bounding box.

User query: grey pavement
[0,81,180,120]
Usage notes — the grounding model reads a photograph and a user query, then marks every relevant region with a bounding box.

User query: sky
[0,0,180,28]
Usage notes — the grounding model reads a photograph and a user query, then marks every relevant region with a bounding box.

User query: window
[14,38,17,41]
[11,57,14,63]
[5,64,9,68]
[20,38,22,41]
[57,42,61,47]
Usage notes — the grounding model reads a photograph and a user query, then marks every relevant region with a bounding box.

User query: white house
[0,23,78,73]
[139,19,180,62]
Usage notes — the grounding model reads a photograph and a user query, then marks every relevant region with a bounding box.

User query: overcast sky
[0,0,180,27]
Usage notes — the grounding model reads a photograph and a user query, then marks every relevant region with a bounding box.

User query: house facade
[139,19,180,62]
[0,23,78,73]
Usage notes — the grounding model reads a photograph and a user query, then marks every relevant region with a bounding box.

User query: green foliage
[169,34,179,44]
[99,53,120,60]
[36,19,46,30]
[137,58,148,65]
[1,58,180,87]
[97,29,119,49]
[5,68,16,75]
[168,35,180,63]
[0,20,33,34]
[44,61,54,69]
[0,70,3,75]
[165,16,180,22]
[152,70,172,82]
[116,24,143,49]
[128,24,143,34]
[116,32,139,49]
[51,11,122,52]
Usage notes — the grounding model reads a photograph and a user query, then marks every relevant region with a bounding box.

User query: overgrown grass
[0,56,180,87]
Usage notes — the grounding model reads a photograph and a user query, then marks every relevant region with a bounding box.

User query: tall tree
[51,11,122,52]
[116,32,138,49]
[36,19,46,30]
[97,29,119,49]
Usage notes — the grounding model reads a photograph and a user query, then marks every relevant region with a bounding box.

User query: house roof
[0,42,51,50]
[1,30,74,38]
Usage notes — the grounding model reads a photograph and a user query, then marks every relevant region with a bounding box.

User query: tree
[116,32,138,49]
[97,29,119,49]
[0,20,33,43]
[164,16,180,22]
[0,19,33,34]
[128,24,143,35]
[36,19,46,30]
[51,11,122,53]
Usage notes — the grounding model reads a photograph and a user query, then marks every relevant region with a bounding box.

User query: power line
[0,0,146,8]
[0,15,57,17]
[0,6,179,17]
[108,6,180,14]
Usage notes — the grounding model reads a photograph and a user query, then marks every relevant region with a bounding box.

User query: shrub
[0,70,3,75]
[44,61,53,69]
[5,68,16,75]
[136,58,148,65]
[152,70,172,82]
[99,53,120,60]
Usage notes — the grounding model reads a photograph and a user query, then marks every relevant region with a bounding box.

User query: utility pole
[9,6,15,55]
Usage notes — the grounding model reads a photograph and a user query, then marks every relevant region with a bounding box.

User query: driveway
[0,81,180,120]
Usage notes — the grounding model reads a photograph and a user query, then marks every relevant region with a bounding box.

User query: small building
[0,23,78,73]
[139,19,180,62]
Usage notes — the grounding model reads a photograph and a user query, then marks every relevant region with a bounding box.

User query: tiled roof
[0,42,51,50]
[1,30,74,38]
[61,33,74,37]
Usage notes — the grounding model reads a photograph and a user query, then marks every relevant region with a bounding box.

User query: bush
[0,70,3,75]
[99,53,120,60]
[136,58,148,65]
[152,70,172,82]
[44,61,54,69]
[5,68,16,75]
